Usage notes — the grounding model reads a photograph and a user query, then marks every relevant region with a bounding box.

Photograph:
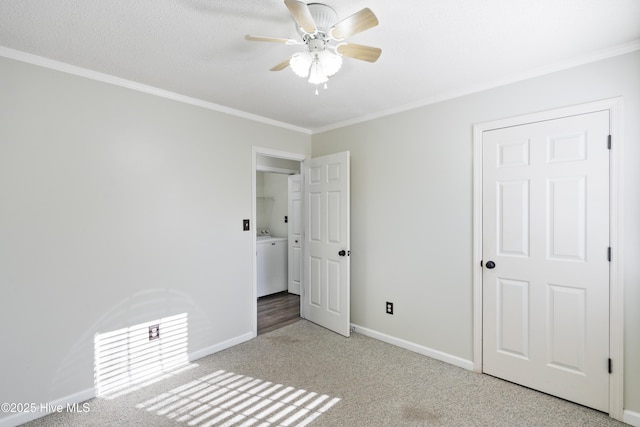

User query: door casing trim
[471,97,624,420]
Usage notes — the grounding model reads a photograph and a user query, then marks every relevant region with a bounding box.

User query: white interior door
[303,151,350,337]
[482,111,610,411]
[288,174,302,295]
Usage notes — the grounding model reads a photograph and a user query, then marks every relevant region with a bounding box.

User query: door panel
[328,191,341,243]
[309,192,321,241]
[547,284,586,372]
[327,260,341,313]
[483,111,609,412]
[497,278,529,358]
[498,180,529,256]
[303,151,350,337]
[548,177,586,260]
[310,256,322,306]
[288,174,302,295]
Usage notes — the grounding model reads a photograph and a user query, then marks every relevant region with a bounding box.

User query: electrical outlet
[149,324,160,341]
[386,302,394,315]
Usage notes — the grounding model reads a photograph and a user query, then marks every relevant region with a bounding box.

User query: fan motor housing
[307,37,326,52]
[296,3,338,36]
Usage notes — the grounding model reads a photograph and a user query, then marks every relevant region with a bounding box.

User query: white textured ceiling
[0,0,639,132]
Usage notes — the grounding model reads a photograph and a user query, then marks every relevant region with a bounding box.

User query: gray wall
[0,56,310,424]
[312,51,640,414]
[256,171,289,238]
[1,48,638,425]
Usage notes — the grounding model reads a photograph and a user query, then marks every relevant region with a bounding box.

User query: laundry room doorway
[253,148,304,335]
[252,147,352,338]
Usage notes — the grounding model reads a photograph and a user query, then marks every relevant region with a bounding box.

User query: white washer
[257,237,288,297]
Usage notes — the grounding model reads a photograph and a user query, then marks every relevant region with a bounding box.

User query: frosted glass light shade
[318,50,342,76]
[290,48,343,86]
[290,52,312,78]
[308,58,328,85]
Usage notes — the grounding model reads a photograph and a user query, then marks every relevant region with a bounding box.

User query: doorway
[472,98,624,419]
[251,148,352,339]
[252,148,306,335]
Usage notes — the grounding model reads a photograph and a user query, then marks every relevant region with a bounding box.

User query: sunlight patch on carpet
[136,369,341,426]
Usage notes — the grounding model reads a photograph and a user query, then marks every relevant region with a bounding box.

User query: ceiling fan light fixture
[308,56,328,85]
[290,51,312,77]
[246,2,380,93]
[318,50,342,77]
[291,49,341,85]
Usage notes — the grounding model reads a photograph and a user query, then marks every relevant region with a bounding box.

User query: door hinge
[608,135,612,150]
[608,247,612,262]
[608,358,613,374]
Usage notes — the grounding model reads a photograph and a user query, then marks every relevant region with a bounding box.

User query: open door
[302,151,350,337]
[287,174,302,295]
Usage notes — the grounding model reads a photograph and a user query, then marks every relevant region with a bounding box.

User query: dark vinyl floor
[257,291,301,335]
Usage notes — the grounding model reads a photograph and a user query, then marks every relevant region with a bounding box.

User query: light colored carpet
[24,319,627,426]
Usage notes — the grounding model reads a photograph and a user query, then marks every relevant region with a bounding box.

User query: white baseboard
[0,387,95,427]
[350,323,474,371]
[351,324,639,425]
[189,331,255,362]
[0,331,255,427]
[624,409,640,427]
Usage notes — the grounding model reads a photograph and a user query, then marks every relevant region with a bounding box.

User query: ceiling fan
[245,0,381,94]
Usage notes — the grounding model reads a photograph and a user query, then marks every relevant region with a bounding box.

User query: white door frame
[252,147,308,336]
[472,97,624,420]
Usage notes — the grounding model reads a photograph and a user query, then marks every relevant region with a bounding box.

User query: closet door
[482,111,610,411]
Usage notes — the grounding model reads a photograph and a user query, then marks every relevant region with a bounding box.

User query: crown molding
[311,39,640,134]
[0,46,312,135]
[2,39,638,137]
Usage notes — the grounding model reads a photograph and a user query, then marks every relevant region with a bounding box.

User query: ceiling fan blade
[245,35,300,45]
[336,43,382,63]
[270,57,291,71]
[284,0,316,34]
[329,8,378,40]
